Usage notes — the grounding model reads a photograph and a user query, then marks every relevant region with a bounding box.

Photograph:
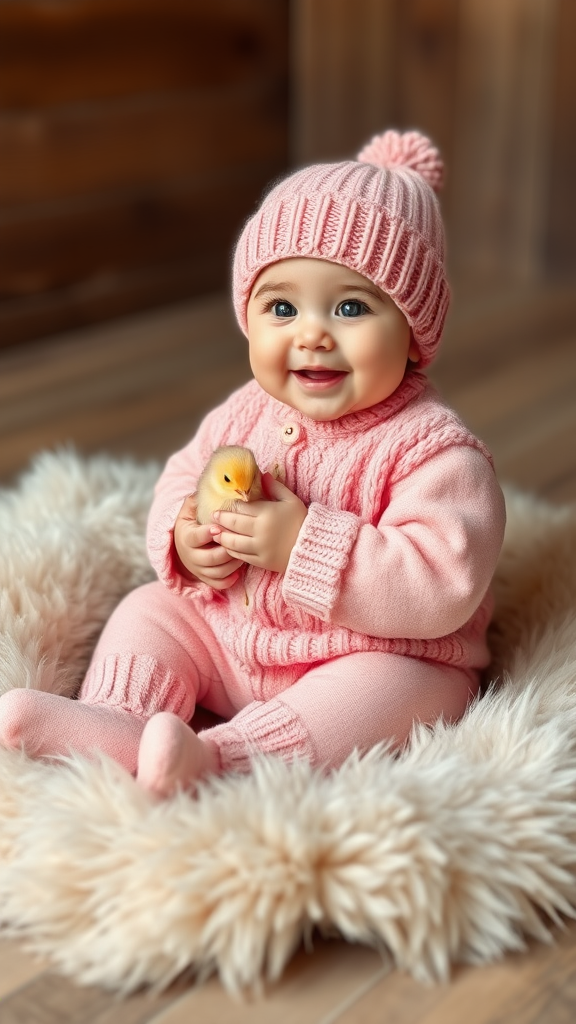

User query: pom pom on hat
[357,129,444,193]
[232,128,450,368]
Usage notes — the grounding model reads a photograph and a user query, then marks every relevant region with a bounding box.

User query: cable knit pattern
[147,373,504,702]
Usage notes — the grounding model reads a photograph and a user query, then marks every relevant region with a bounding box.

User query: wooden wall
[2,0,574,350]
[293,0,576,291]
[0,0,289,347]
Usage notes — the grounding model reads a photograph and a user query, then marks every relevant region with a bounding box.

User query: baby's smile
[291,368,348,388]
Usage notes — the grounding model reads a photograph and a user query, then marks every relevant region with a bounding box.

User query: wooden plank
[0,0,289,344]
[437,330,576,438]
[448,0,557,286]
[0,168,277,298]
[0,972,117,1024]
[544,0,576,275]
[0,365,248,481]
[545,473,576,507]
[0,257,229,350]
[435,283,576,387]
[0,88,287,208]
[0,292,241,405]
[325,969,447,1024]
[0,0,289,110]
[0,295,237,396]
[0,335,245,441]
[0,939,47,999]
[394,0,461,214]
[0,291,251,480]
[0,969,178,1024]
[0,357,249,472]
[147,940,385,1024]
[291,0,398,163]
[492,400,576,496]
[331,926,576,1023]
[436,301,576,498]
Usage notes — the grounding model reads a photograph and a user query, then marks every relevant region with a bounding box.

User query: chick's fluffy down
[195,446,264,524]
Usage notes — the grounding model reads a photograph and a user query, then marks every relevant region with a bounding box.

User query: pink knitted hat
[232,129,449,367]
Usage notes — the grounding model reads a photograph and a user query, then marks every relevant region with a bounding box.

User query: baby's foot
[136,712,220,798]
[0,688,145,772]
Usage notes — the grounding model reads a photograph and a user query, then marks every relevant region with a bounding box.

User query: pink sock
[137,712,220,798]
[0,689,146,773]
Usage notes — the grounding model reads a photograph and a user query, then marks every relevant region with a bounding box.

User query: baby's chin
[282,400,359,422]
[253,373,370,421]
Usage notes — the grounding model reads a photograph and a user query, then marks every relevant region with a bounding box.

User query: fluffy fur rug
[1,449,576,995]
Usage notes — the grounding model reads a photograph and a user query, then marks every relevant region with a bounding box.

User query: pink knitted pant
[76,581,479,774]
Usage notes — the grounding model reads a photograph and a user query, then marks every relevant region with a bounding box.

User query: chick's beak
[235,489,250,501]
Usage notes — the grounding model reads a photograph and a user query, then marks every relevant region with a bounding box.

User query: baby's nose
[296,317,334,349]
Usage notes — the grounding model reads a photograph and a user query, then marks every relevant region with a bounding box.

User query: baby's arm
[282,446,506,638]
[147,404,239,593]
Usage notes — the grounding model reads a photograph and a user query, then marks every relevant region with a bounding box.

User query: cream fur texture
[1,450,576,994]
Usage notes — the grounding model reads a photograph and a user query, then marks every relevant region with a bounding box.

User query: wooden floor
[1,279,576,1021]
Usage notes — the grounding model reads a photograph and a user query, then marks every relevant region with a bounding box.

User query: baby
[0,130,506,797]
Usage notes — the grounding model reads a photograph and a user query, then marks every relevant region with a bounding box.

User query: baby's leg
[0,581,233,774]
[197,652,479,774]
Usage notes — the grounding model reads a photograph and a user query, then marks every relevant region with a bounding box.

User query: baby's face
[246,258,418,422]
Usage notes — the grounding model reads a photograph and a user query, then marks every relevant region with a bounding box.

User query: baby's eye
[272,301,297,318]
[337,300,369,318]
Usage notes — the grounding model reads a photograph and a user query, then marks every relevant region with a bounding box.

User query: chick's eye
[338,300,368,318]
[272,301,297,318]
[223,474,231,483]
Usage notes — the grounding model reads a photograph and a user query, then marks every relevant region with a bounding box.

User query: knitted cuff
[199,699,315,774]
[282,502,359,620]
[80,654,196,721]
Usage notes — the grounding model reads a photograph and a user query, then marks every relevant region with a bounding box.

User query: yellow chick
[195,445,264,525]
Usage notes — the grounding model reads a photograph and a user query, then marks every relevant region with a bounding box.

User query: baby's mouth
[293,369,346,380]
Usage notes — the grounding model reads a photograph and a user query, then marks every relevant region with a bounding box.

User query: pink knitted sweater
[147,371,506,696]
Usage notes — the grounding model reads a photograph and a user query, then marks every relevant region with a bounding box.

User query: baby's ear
[408,332,420,363]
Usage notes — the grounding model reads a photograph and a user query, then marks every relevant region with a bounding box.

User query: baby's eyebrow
[339,283,385,300]
[252,281,295,300]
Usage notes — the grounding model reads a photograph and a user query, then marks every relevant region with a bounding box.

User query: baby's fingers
[201,561,242,582]
[192,542,242,569]
[178,492,199,521]
[196,562,242,589]
[187,522,217,548]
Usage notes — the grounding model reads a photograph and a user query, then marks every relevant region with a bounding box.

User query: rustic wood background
[1,0,575,351]
[293,0,576,290]
[0,0,290,347]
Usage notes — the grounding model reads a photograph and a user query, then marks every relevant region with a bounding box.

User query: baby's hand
[209,474,307,574]
[174,494,244,590]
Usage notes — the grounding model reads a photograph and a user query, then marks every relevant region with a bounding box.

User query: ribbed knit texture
[148,373,499,701]
[200,700,314,774]
[81,654,196,721]
[233,129,449,368]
